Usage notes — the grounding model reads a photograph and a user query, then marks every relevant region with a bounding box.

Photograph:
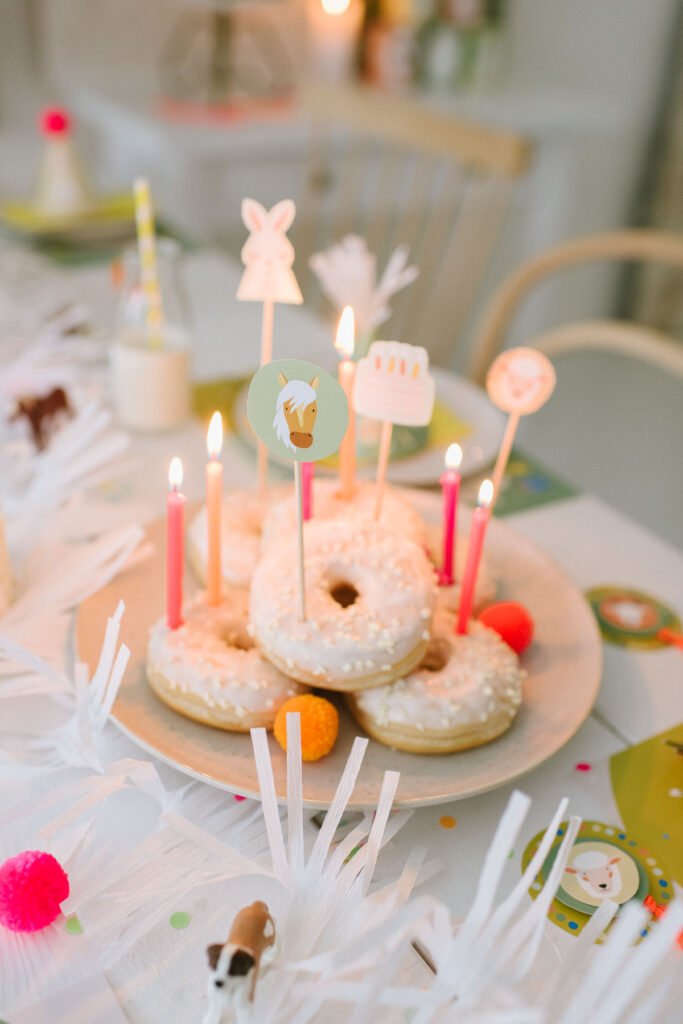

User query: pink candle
[439,443,463,586]
[456,479,494,635]
[335,305,356,499]
[206,412,223,606]
[302,461,314,520]
[167,457,185,630]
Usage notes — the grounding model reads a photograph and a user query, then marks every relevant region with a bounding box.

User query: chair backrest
[293,82,531,366]
[516,318,683,546]
[469,230,683,383]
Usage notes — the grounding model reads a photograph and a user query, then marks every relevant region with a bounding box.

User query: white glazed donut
[426,523,498,613]
[347,610,523,753]
[250,519,436,692]
[261,480,427,552]
[188,487,288,589]
[147,589,307,730]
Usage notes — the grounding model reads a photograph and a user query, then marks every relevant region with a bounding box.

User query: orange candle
[206,411,223,606]
[456,479,494,635]
[335,305,356,499]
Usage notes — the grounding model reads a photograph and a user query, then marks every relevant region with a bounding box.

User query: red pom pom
[479,601,534,654]
[0,851,70,932]
[40,107,70,136]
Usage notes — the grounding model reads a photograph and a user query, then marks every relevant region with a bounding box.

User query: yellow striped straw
[133,177,164,348]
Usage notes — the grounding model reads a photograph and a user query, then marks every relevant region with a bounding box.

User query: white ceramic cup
[110,327,190,432]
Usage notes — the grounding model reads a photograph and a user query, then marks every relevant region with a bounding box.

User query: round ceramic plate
[76,491,602,809]
[232,368,505,482]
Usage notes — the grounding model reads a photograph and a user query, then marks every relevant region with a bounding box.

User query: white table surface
[1,244,681,1021]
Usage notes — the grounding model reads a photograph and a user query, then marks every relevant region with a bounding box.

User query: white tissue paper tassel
[1,402,131,555]
[309,235,418,340]
[0,602,130,771]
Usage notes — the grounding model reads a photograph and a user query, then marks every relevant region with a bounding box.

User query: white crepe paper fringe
[2,402,131,555]
[0,602,130,770]
[0,524,143,701]
[309,235,418,339]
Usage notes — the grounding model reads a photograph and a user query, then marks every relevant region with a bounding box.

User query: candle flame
[207,411,223,458]
[335,305,355,359]
[169,456,183,490]
[321,0,351,14]
[445,443,463,470]
[478,478,494,509]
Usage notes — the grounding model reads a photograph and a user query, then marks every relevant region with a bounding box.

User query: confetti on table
[169,911,191,929]
[439,815,457,830]
[575,762,592,772]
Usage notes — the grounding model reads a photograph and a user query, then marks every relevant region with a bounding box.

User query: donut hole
[221,623,254,652]
[329,581,360,609]
[420,638,451,673]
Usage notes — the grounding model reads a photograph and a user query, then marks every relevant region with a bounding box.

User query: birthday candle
[439,443,463,587]
[456,479,494,635]
[133,177,164,348]
[206,412,223,606]
[335,306,356,499]
[167,457,185,630]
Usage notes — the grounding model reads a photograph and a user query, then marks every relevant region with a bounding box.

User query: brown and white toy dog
[203,901,276,1024]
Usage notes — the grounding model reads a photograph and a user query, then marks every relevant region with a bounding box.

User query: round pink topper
[486,347,556,416]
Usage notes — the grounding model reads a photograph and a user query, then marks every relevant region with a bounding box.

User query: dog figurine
[203,901,276,1024]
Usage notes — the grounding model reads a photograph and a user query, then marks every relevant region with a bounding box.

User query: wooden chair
[292,81,531,366]
[469,230,683,384]
[469,230,683,544]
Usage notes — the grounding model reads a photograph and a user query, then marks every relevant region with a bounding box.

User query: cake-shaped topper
[237,198,303,305]
[486,347,556,416]
[353,341,435,427]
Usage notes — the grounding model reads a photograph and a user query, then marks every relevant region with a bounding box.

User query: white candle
[307,0,363,83]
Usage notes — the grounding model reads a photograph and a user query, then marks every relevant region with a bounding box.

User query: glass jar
[110,239,193,432]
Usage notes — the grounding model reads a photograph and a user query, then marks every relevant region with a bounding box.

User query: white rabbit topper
[236,198,303,305]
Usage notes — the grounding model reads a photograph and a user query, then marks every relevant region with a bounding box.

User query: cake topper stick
[374,420,393,521]
[487,347,556,510]
[247,358,348,622]
[237,198,303,499]
[353,341,436,521]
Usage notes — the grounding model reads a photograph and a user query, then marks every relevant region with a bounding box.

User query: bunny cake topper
[237,198,303,306]
[238,198,303,498]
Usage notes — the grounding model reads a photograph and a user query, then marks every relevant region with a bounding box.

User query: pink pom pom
[40,107,70,136]
[0,851,70,932]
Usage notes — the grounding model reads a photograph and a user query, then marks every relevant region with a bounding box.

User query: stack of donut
[147,480,526,755]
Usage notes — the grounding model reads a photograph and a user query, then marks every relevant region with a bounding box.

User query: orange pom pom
[273,695,339,762]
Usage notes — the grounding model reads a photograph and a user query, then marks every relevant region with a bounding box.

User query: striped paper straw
[133,177,164,347]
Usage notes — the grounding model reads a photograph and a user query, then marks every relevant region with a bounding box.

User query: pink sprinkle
[233,794,246,802]
[575,762,592,772]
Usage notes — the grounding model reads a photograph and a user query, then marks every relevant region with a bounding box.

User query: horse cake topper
[248,359,348,620]
[247,359,348,464]
[237,198,303,306]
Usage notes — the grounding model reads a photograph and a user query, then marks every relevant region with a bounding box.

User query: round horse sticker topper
[247,358,349,464]
[486,347,556,416]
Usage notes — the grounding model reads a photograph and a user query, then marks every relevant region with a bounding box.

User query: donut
[188,487,288,589]
[249,519,436,692]
[426,523,498,613]
[147,589,308,731]
[260,480,427,552]
[347,611,523,753]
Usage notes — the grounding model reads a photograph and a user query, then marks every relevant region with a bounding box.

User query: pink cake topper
[236,198,303,306]
[486,347,556,416]
[353,341,435,427]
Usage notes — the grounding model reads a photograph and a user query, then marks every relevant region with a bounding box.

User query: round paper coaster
[585,585,680,649]
[521,819,674,941]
